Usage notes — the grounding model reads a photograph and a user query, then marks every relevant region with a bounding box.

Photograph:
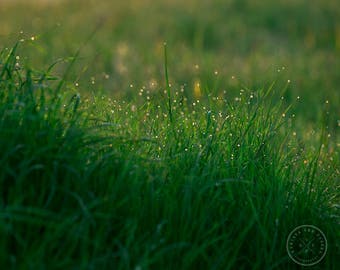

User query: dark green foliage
[0,42,338,269]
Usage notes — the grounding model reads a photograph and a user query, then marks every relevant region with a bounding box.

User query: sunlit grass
[1,0,339,126]
[0,0,339,269]
[0,40,339,269]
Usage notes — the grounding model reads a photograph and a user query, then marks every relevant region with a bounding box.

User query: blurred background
[0,0,339,132]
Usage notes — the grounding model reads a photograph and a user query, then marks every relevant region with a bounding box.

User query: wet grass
[0,0,339,269]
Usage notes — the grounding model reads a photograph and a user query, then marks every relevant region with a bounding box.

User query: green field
[0,0,339,269]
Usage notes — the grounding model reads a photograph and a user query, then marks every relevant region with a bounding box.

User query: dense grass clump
[0,43,338,269]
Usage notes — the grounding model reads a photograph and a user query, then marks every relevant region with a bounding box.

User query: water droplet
[194,80,201,98]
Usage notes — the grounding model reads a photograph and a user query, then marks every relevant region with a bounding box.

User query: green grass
[0,0,339,269]
[0,40,339,269]
[1,0,339,124]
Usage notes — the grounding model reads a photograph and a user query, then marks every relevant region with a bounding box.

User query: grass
[0,0,339,269]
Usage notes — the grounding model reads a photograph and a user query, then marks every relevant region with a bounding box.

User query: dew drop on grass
[194,80,201,98]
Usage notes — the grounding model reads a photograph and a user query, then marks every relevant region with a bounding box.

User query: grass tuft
[0,41,338,269]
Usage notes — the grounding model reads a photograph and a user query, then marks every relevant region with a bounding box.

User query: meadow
[0,0,339,269]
